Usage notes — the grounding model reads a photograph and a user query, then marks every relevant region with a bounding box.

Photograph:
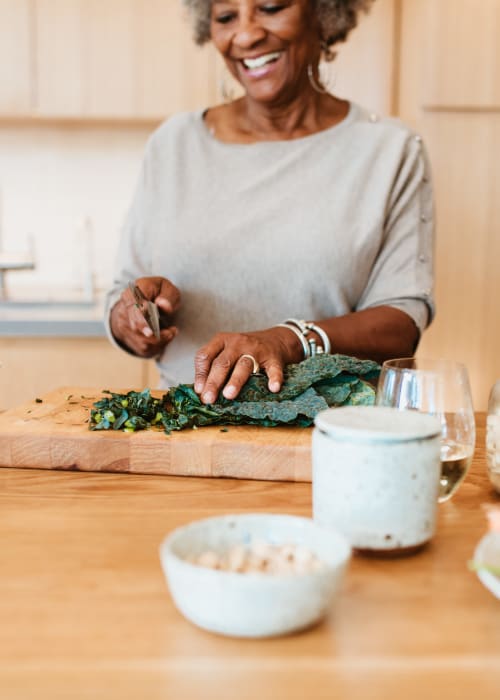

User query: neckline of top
[197,101,359,149]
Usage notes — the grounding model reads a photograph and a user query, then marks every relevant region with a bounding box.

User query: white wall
[0,126,151,299]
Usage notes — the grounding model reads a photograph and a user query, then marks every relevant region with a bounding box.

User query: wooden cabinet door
[0,0,32,115]
[34,0,216,120]
[423,0,500,109]
[333,0,397,116]
[399,0,500,409]
[35,0,86,117]
[135,0,216,118]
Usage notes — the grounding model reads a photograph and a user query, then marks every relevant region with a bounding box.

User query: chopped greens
[468,561,500,577]
[89,354,380,434]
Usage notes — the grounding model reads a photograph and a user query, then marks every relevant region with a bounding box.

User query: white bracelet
[276,323,310,360]
[284,318,331,356]
[305,322,331,355]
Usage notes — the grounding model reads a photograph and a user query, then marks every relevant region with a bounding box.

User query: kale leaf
[89,354,380,433]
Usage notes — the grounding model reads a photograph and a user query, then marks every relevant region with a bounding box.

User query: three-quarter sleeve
[356,134,435,334]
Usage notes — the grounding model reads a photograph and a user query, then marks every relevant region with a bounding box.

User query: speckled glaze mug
[312,406,441,554]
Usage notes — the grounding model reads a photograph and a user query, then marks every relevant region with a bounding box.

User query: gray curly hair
[181,0,375,58]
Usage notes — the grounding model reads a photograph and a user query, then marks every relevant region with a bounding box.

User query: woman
[106,0,434,406]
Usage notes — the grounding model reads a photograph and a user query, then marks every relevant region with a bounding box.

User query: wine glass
[375,358,475,502]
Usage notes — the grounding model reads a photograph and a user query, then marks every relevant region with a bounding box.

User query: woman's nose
[233,13,267,48]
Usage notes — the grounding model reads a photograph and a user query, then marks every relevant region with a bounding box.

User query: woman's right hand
[110,276,180,358]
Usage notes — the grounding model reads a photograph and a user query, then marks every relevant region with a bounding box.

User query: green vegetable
[468,560,500,577]
[88,354,380,434]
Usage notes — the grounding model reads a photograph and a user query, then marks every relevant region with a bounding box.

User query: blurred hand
[110,276,181,358]
[194,327,304,404]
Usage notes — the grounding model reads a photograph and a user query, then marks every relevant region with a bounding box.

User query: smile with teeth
[242,51,282,70]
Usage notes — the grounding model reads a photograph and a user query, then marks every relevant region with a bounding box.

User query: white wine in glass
[375,358,475,502]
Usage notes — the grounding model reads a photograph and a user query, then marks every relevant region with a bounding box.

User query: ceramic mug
[312,406,441,554]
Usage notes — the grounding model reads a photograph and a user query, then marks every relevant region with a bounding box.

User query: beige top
[105,102,435,387]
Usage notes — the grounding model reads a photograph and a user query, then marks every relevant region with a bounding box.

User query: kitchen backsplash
[0,126,152,299]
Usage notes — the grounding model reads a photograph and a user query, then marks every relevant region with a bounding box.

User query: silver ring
[239,354,260,374]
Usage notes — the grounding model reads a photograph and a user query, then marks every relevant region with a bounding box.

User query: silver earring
[307,62,335,94]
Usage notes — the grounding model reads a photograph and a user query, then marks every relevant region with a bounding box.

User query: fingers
[194,336,226,403]
[127,298,154,338]
[110,280,179,358]
[155,278,181,314]
[262,359,283,394]
[123,322,177,358]
[132,276,180,334]
[194,333,286,404]
[133,276,181,315]
[223,355,259,400]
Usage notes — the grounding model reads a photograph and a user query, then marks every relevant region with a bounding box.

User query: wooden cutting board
[0,387,312,481]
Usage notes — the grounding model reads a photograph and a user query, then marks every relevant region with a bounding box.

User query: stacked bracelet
[276,323,310,359]
[277,318,331,360]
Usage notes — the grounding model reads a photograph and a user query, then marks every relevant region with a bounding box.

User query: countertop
[0,296,106,336]
[0,414,499,700]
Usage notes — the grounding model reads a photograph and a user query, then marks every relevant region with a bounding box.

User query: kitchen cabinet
[34,0,216,120]
[332,0,397,116]
[0,0,32,115]
[0,0,398,123]
[0,0,216,122]
[399,0,500,409]
[423,0,500,109]
[0,338,156,410]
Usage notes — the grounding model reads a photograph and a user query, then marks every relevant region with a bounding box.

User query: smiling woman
[209,0,323,109]
[105,0,435,406]
[183,0,374,53]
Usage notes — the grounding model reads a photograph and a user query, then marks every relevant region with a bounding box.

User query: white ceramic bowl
[159,513,351,638]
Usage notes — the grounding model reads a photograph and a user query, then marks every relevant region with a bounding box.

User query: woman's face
[210,0,320,105]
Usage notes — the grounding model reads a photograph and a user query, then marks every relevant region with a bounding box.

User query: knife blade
[128,282,161,340]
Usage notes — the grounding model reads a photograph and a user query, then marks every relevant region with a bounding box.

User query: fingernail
[269,381,280,393]
[202,392,215,404]
[194,382,203,393]
[223,385,237,399]
[142,327,153,338]
[157,298,172,312]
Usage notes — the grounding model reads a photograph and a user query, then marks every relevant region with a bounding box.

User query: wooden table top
[1,413,499,700]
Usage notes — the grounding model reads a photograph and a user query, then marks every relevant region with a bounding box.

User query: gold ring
[239,354,260,374]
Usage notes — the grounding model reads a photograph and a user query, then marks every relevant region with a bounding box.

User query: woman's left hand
[194,328,304,404]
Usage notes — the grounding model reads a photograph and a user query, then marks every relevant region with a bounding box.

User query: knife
[128,282,161,340]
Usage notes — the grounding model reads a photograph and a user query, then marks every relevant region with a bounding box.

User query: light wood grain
[0,386,312,480]
[0,415,499,700]
[33,0,216,120]
[334,0,397,115]
[0,338,150,411]
[423,0,500,109]
[398,0,500,410]
[83,0,137,118]
[414,112,500,407]
[0,0,32,114]
[35,0,85,116]
[138,0,216,117]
